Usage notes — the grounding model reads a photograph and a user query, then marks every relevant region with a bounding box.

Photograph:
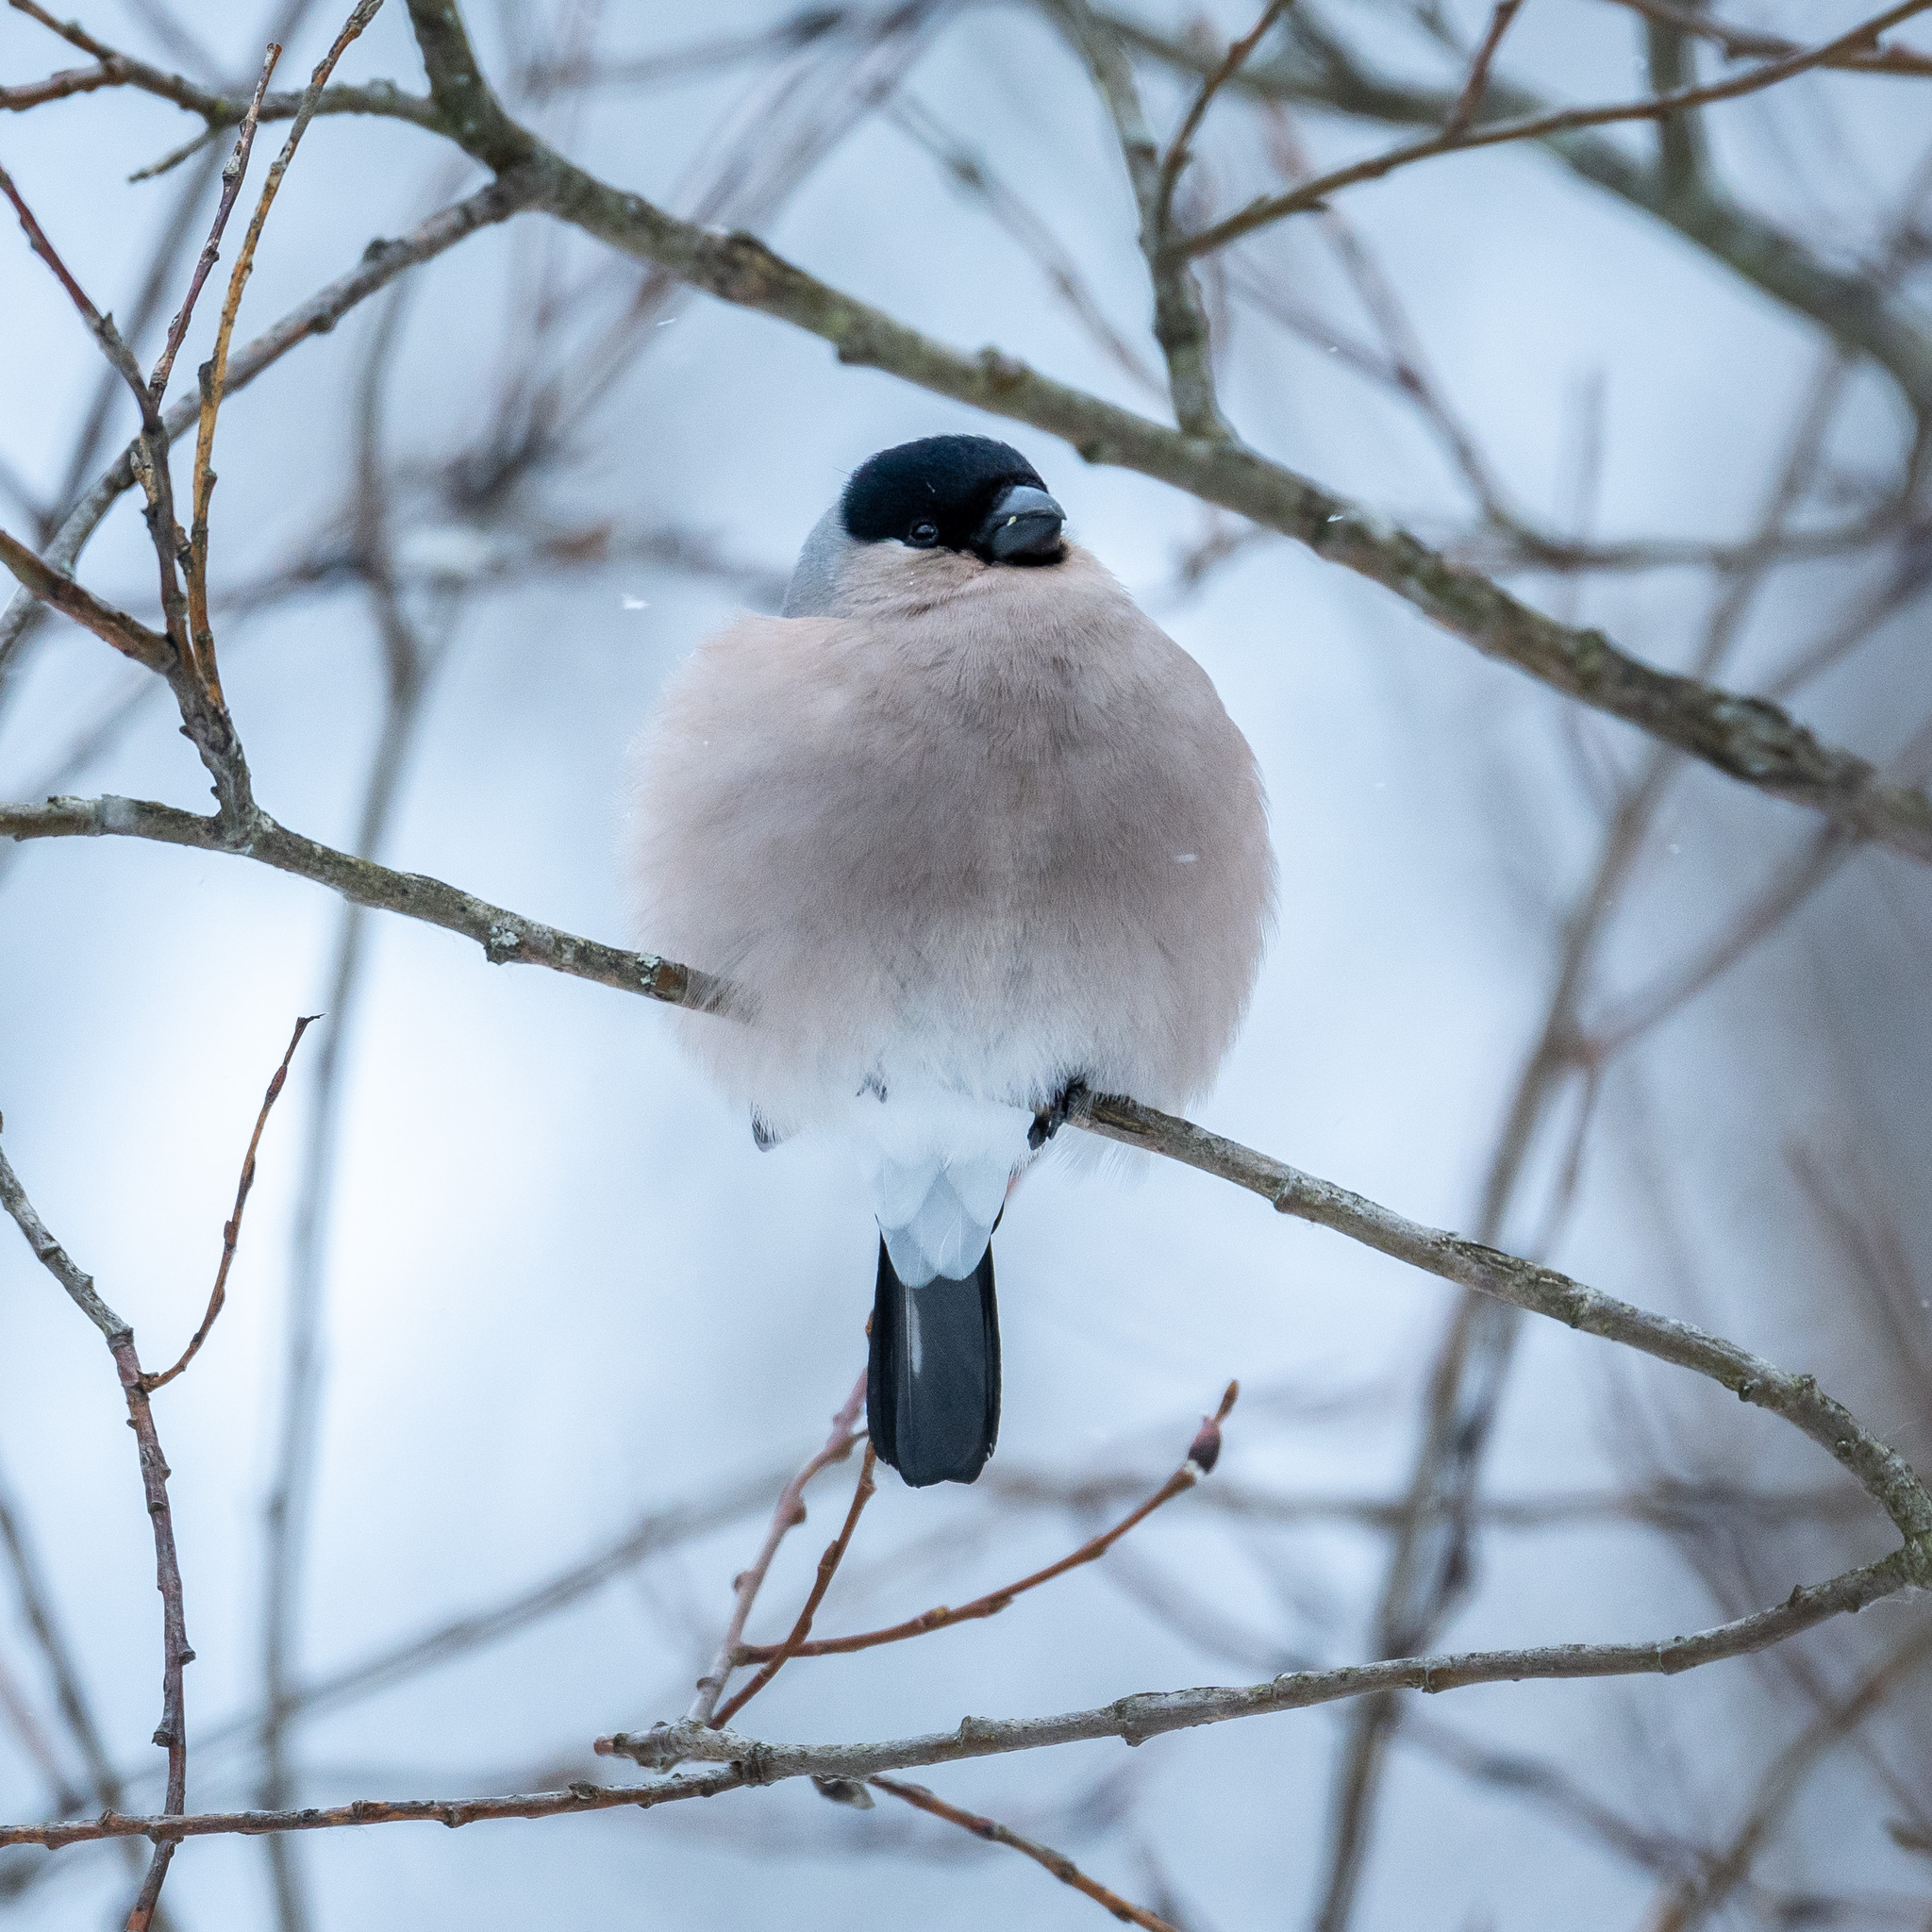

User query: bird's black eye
[908,519,940,547]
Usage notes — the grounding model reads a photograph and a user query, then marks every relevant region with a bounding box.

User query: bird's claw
[1029,1077,1089,1150]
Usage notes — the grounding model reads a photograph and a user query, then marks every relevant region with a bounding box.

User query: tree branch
[1050,0,1242,439]
[711,1442,877,1728]
[1104,7,1932,414]
[0,793,725,1005]
[870,1774,1182,1932]
[1174,1,1932,259]
[8,0,441,135]
[141,1015,315,1392]
[734,1388,1236,1663]
[373,25,1932,865]
[0,1135,191,1930]
[3,1539,1923,1856]
[685,1372,867,1726]
[0,177,530,689]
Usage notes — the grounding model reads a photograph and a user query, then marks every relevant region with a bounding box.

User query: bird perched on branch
[628,435,1272,1488]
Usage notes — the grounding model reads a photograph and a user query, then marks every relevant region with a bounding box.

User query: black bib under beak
[975,484,1065,562]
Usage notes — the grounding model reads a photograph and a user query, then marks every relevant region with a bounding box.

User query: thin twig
[0,1134,191,1931]
[1441,0,1524,141]
[1174,0,1932,259]
[188,0,385,708]
[1,177,528,701]
[0,525,171,668]
[0,151,245,808]
[735,1387,1238,1663]
[870,1774,1182,1932]
[142,1015,317,1392]
[1154,0,1294,234]
[685,1370,867,1725]
[1598,0,1932,75]
[711,1441,877,1727]
[1646,1620,1932,1931]
[145,42,279,402]
[7,0,441,135]
[1053,0,1235,440]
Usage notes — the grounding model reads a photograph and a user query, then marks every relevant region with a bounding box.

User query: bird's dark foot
[1029,1076,1090,1151]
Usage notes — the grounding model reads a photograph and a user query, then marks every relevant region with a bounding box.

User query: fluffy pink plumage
[626,539,1274,1141]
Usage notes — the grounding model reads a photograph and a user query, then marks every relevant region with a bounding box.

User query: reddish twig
[0,61,125,111]
[0,1136,192,1931]
[1442,0,1525,141]
[145,42,279,403]
[735,1383,1238,1664]
[685,1369,868,1724]
[0,161,136,362]
[1153,0,1295,238]
[189,0,384,703]
[1176,0,1932,258]
[1602,0,1932,75]
[870,1774,1182,1932]
[0,525,171,669]
[142,1015,317,1392]
[711,1441,877,1728]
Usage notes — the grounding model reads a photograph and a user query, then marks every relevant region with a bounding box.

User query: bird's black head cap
[841,435,1065,564]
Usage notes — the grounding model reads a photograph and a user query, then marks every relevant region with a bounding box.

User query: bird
[627,434,1274,1488]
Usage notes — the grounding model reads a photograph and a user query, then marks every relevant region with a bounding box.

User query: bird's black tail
[868,1238,1000,1487]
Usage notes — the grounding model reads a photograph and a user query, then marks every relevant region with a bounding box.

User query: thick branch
[601,1541,1927,1777]
[2,792,1927,1550]
[381,87,1932,863]
[2,1542,1921,1854]
[0,793,724,1006]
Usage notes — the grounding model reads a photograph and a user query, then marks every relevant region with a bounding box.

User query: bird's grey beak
[976,484,1065,561]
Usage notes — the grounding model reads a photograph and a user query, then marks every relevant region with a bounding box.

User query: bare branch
[1647,1620,1932,1931]
[1106,8,1932,416]
[603,1537,1928,1776]
[1,178,527,704]
[1174,1,1932,259]
[711,1442,877,1727]
[870,1774,1182,1932]
[8,1546,1927,1856]
[141,1015,315,1392]
[1154,0,1295,229]
[735,1387,1238,1663]
[685,1371,867,1726]
[145,44,278,402]
[0,1135,190,1930]
[1599,0,1932,75]
[0,793,725,1007]
[7,0,440,135]
[1441,0,1523,142]
[188,1,384,708]
[1049,0,1237,440]
[0,525,172,669]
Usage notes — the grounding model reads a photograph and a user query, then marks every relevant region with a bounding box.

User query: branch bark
[370,0,1932,868]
